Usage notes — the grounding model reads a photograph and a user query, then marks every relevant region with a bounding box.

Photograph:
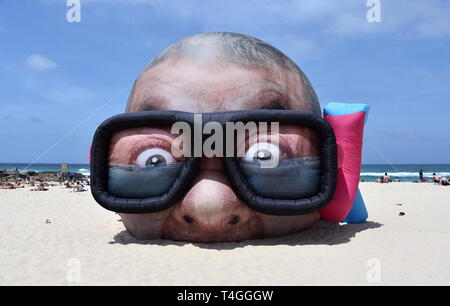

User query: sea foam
[361,172,450,177]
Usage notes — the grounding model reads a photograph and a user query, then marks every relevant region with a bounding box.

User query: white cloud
[37,0,450,65]
[25,54,58,71]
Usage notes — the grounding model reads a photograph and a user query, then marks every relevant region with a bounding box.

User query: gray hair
[133,32,321,114]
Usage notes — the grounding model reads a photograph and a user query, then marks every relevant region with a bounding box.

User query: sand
[0,182,449,285]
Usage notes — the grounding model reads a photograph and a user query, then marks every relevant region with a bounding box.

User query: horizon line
[0,162,449,166]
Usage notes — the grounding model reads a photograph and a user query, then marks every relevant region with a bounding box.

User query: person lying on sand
[30,184,48,191]
[0,182,16,189]
[439,177,449,186]
[15,181,25,188]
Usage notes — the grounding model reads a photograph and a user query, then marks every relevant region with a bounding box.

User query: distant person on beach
[383,173,391,183]
[0,182,15,189]
[432,173,440,183]
[58,172,64,185]
[439,176,449,186]
[419,169,424,182]
[72,181,86,192]
[31,183,48,191]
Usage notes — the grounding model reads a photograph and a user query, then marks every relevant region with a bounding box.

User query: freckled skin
[120,57,321,242]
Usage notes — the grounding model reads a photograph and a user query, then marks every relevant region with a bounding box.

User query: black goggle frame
[90,110,338,215]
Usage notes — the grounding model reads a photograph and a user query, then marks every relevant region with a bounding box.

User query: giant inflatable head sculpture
[90,32,369,242]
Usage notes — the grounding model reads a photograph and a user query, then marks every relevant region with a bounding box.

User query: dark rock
[72,172,86,180]
[35,172,58,181]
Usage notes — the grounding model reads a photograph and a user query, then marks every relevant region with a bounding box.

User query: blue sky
[0,0,449,164]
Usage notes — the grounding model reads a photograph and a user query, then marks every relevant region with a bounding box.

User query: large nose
[162,158,263,242]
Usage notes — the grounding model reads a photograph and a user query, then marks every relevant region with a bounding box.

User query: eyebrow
[133,81,288,112]
[260,99,285,110]
[133,97,162,112]
[136,97,286,111]
[140,104,159,111]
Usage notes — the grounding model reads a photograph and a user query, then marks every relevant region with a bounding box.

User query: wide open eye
[136,148,175,168]
[244,142,280,163]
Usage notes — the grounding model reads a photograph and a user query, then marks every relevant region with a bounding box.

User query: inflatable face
[90,33,368,242]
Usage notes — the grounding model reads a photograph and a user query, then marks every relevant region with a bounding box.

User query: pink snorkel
[319,103,370,223]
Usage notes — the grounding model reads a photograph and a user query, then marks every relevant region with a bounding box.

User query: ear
[319,103,370,222]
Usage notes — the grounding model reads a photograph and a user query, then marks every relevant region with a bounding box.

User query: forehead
[128,59,308,112]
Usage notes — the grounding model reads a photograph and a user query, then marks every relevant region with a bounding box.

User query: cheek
[119,209,173,240]
[257,212,320,238]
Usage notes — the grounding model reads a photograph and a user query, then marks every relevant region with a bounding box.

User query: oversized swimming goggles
[90,110,338,215]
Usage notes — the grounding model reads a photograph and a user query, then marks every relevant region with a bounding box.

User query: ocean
[359,164,450,182]
[0,163,91,176]
[1,163,449,182]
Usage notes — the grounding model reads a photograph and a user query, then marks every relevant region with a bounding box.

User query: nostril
[229,215,240,225]
[183,215,194,224]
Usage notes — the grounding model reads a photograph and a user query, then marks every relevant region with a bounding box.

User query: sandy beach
[0,182,449,285]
